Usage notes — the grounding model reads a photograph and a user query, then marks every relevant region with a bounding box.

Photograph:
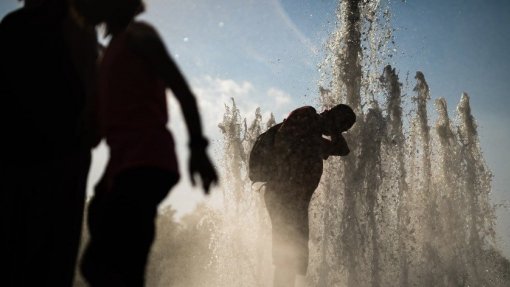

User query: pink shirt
[98,32,179,179]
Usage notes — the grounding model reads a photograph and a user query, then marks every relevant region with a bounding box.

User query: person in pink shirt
[78,0,218,286]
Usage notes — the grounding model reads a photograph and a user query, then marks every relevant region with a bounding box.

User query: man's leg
[265,187,302,287]
[265,186,313,287]
[274,266,297,287]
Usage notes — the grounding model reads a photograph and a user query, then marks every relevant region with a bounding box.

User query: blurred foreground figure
[0,0,99,286]
[20,0,45,8]
[249,104,356,287]
[78,0,218,286]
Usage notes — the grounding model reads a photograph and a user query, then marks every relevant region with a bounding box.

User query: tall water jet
[380,65,410,287]
[409,71,444,286]
[335,0,362,111]
[320,1,365,286]
[433,97,468,285]
[456,93,496,285]
[216,99,275,287]
[319,1,393,286]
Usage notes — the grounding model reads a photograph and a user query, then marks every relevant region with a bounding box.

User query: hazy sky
[1,0,508,257]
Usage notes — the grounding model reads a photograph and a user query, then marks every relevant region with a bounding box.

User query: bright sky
[1,0,508,257]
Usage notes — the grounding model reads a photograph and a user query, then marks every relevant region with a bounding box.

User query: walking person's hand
[189,149,218,194]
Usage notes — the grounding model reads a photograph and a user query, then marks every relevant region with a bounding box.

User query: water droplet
[183,37,189,42]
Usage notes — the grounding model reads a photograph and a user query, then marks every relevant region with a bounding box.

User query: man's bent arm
[322,133,350,159]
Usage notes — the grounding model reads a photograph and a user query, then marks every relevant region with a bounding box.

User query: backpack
[248,123,282,182]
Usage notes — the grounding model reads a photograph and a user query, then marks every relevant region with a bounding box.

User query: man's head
[321,104,356,135]
[74,0,144,31]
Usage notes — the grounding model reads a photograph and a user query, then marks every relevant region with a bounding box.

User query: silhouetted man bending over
[263,104,355,287]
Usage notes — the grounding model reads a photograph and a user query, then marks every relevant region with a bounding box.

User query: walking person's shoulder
[126,21,161,45]
[125,21,168,68]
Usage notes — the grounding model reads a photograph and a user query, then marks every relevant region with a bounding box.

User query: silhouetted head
[20,0,46,8]
[321,104,356,135]
[75,0,144,34]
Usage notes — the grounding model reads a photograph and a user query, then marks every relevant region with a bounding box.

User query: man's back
[272,106,324,191]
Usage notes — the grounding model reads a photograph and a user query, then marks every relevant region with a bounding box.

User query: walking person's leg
[82,168,178,287]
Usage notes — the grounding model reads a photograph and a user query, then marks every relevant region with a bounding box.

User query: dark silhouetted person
[19,0,45,8]
[78,0,218,286]
[0,0,99,286]
[263,104,355,287]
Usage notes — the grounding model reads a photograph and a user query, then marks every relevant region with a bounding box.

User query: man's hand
[189,149,218,194]
[322,133,350,158]
[331,133,350,156]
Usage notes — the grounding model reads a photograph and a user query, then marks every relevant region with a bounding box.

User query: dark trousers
[0,151,91,287]
[264,182,315,275]
[81,167,178,287]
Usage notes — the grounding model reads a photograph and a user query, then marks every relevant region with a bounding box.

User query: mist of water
[171,1,508,286]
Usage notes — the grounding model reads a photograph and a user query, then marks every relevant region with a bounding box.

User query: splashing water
[211,1,509,287]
